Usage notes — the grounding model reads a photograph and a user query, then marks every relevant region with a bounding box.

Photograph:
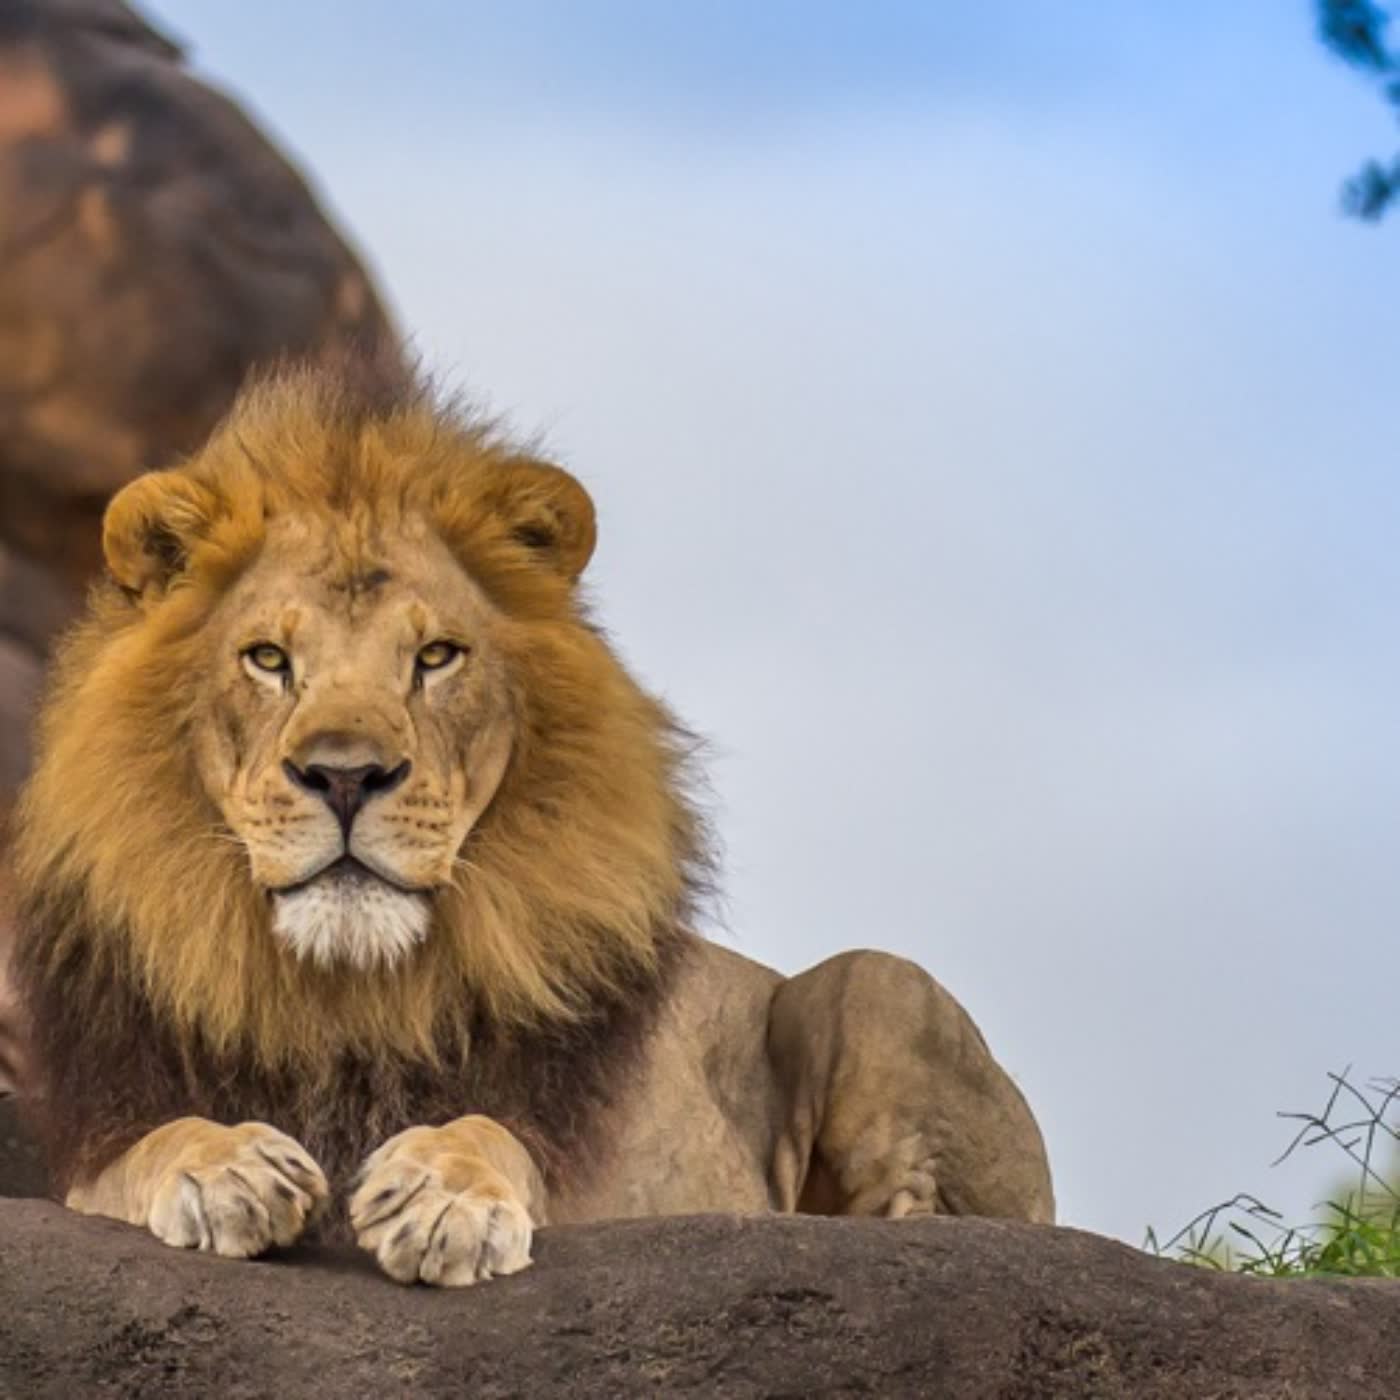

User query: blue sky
[154,0,1400,1243]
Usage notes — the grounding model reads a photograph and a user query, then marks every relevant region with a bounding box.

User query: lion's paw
[350,1128,534,1287]
[146,1121,328,1259]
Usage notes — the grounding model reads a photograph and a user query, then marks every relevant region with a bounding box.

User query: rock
[0,1098,46,1198]
[0,0,397,573]
[0,635,41,809]
[0,1198,1395,1397]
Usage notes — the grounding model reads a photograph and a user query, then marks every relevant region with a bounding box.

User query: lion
[9,362,1054,1287]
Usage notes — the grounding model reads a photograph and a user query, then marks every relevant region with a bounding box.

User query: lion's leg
[348,1115,545,1287]
[767,950,1054,1224]
[67,1117,328,1257]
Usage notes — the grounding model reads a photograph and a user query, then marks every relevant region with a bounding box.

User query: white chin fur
[271,877,430,970]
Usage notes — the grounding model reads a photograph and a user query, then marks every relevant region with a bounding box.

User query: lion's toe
[419,1193,533,1287]
[352,1159,533,1287]
[146,1123,326,1258]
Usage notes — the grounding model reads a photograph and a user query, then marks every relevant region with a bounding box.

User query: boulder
[0,1187,1396,1397]
[0,636,40,807]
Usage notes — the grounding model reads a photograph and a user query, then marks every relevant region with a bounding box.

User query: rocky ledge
[0,1097,45,1198]
[1,1169,1397,1397]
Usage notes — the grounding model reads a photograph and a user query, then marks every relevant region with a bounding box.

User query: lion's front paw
[349,1125,534,1287]
[146,1121,328,1259]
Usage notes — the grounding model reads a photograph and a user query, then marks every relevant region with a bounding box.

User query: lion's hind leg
[768,950,1054,1225]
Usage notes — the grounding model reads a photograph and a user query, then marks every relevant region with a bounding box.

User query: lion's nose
[283,759,412,836]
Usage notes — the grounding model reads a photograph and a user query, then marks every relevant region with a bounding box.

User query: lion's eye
[244,643,290,675]
[416,641,463,672]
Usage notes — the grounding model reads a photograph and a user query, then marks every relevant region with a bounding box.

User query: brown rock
[0,542,72,659]
[0,0,397,573]
[0,1199,1395,1397]
[0,633,41,807]
[0,1098,45,1197]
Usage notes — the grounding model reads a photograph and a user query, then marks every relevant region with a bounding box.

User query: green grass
[1144,1070,1400,1279]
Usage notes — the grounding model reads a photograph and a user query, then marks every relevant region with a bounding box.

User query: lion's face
[196,517,515,969]
[17,368,701,1053]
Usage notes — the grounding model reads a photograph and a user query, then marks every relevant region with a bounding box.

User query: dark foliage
[1318,0,1400,218]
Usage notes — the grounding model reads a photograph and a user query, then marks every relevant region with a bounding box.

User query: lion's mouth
[267,855,433,970]
[272,855,429,899]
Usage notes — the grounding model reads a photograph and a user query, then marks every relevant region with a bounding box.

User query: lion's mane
[11,363,711,1205]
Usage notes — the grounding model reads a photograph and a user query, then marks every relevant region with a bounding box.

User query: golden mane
[13,365,708,1071]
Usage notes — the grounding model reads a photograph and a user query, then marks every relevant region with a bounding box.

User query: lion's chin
[270,870,430,971]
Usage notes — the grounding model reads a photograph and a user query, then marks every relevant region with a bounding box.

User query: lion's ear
[102,470,220,596]
[490,459,597,582]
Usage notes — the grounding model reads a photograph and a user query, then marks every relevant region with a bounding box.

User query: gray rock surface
[0,1191,1396,1398]
[0,1097,46,1199]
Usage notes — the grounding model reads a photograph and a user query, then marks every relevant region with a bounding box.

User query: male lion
[11,365,1053,1286]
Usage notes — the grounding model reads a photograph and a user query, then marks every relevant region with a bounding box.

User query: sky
[150,1,1400,1245]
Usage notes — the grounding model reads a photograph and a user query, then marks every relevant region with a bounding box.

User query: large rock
[0,1194,1396,1397]
[0,0,396,604]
